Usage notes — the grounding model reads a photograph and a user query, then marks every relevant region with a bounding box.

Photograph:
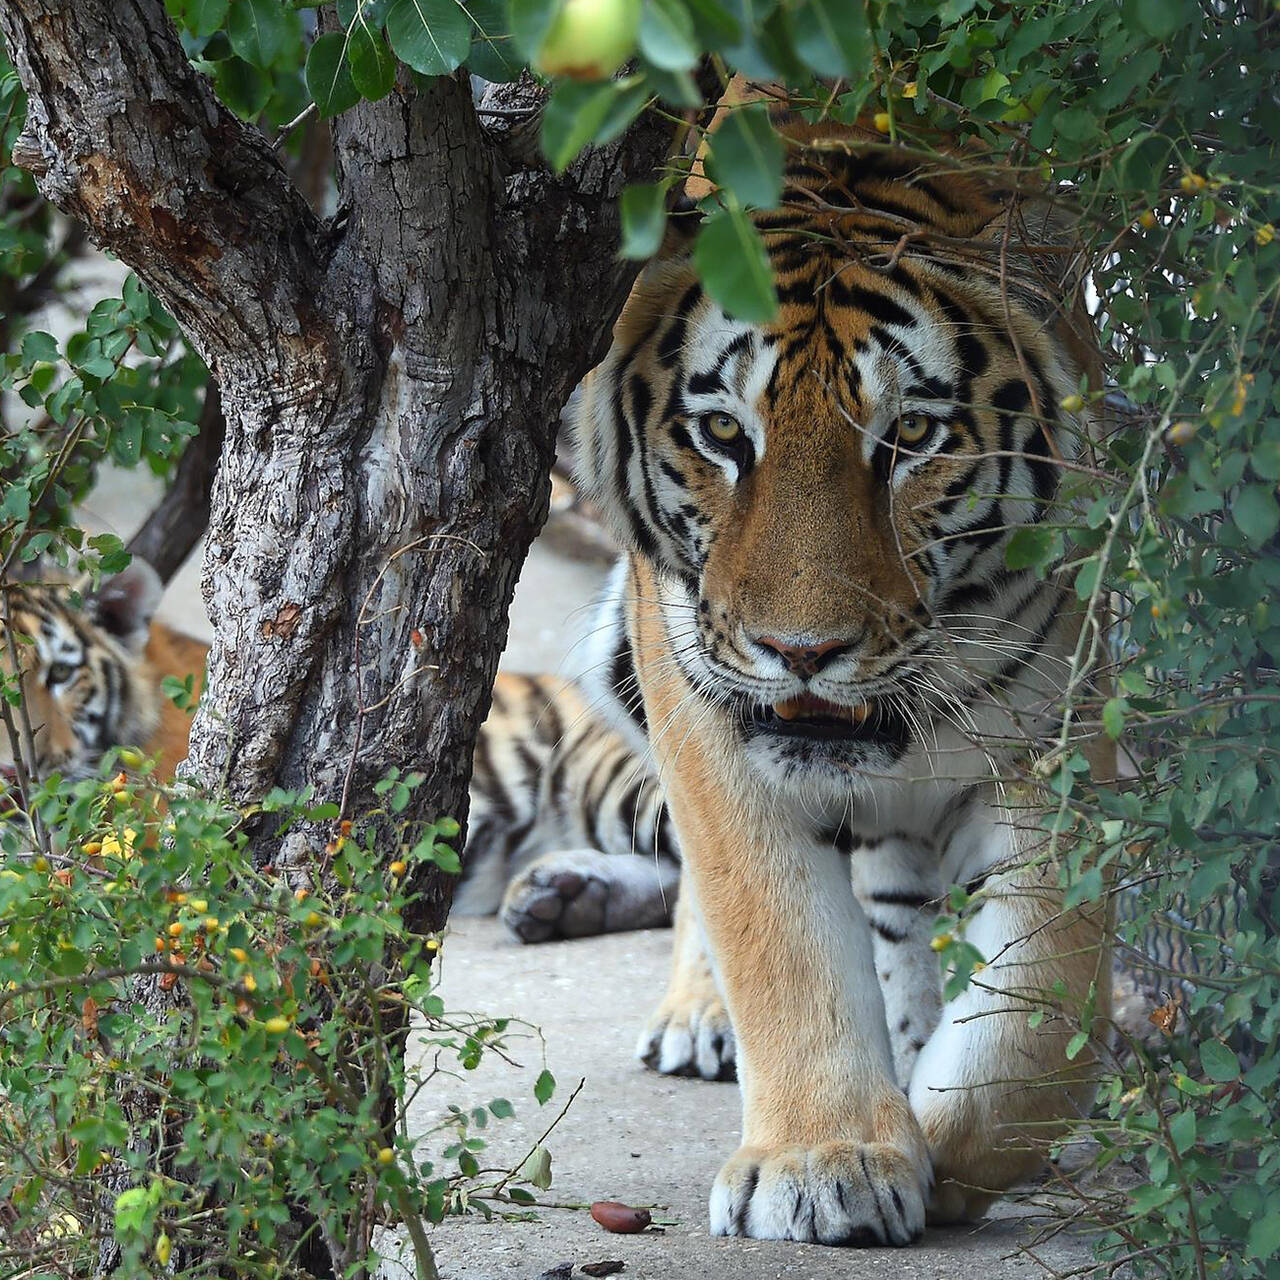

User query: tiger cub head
[575,129,1094,782]
[0,560,163,784]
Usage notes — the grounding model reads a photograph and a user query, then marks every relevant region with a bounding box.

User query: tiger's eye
[46,661,76,687]
[896,412,933,445]
[703,412,743,445]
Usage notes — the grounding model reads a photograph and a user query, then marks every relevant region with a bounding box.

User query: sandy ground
[384,919,1092,1280]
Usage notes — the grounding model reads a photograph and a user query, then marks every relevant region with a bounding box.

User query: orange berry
[389,860,407,877]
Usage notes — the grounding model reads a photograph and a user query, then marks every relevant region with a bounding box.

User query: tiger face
[0,561,163,785]
[576,143,1089,786]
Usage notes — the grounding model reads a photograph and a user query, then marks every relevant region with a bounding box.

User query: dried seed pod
[590,1202,650,1234]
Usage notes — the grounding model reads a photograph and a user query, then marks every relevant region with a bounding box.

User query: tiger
[541,106,1116,1246]
[452,595,682,945]
[0,559,204,790]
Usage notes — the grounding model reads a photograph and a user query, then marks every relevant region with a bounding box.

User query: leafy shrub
[0,758,553,1276]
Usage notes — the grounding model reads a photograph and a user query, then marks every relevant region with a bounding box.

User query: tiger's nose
[753,634,853,677]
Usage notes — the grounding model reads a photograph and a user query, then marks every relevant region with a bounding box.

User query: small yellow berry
[873,111,891,134]
[229,947,249,963]
[264,1015,290,1034]
[902,81,917,99]
[389,860,407,878]
[294,888,309,903]
[188,898,208,913]
[1150,602,1163,619]
[81,840,103,856]
[1167,420,1197,447]
[304,911,322,928]
[32,856,48,873]
[376,1147,394,1166]
[1060,393,1085,413]
[203,916,220,932]
[1137,210,1157,229]
[930,932,953,952]
[1179,172,1207,193]
[167,922,184,939]
[426,937,440,952]
[1257,223,1276,247]
[155,1232,172,1266]
[242,974,258,993]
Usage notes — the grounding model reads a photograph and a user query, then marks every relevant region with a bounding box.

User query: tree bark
[0,2,695,1272]
[0,0,685,924]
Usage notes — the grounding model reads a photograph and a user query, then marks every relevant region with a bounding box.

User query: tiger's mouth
[744,693,910,748]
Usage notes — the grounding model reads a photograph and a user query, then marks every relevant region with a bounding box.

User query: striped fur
[566,117,1112,1243]
[455,668,679,942]
[1,561,166,783]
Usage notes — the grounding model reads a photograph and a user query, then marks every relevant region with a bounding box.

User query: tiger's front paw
[636,988,736,1081]
[710,1140,930,1246]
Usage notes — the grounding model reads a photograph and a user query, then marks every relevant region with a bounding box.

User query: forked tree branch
[0,0,327,377]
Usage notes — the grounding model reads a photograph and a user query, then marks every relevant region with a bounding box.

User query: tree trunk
[0,0,697,1270]
[0,0,681,919]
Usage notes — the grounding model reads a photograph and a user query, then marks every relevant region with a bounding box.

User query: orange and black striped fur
[550,111,1114,1243]
[0,560,204,786]
[454,661,679,942]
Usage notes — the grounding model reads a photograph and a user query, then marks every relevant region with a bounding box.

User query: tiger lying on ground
[0,559,204,788]
[462,106,1113,1246]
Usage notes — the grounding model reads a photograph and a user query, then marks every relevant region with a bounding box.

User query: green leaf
[348,24,398,99]
[1233,484,1279,545]
[619,182,668,259]
[226,0,286,68]
[1101,697,1126,740]
[386,0,471,76]
[1247,1214,1280,1262]
[465,0,522,81]
[189,0,229,38]
[789,0,870,78]
[338,0,393,25]
[1125,0,1184,40]
[520,1143,553,1189]
[693,205,778,323]
[533,1068,556,1105]
[540,80,620,173]
[489,1097,515,1118]
[306,33,361,118]
[1065,1029,1088,1060]
[709,104,783,209]
[508,0,557,61]
[1005,524,1055,571]
[1199,1038,1239,1083]
[1168,1108,1196,1155]
[638,0,698,71]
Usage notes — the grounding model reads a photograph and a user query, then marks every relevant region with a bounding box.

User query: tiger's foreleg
[636,882,736,1080]
[908,855,1109,1223]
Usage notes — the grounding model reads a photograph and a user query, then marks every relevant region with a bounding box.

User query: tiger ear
[90,557,162,652]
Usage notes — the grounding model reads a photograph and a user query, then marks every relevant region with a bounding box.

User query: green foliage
[0,764,554,1275]
[4,1,1280,1275]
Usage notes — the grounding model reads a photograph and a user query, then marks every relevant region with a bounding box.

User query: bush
[0,760,552,1276]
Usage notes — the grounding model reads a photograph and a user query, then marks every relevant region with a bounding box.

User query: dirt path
[382,918,1094,1280]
